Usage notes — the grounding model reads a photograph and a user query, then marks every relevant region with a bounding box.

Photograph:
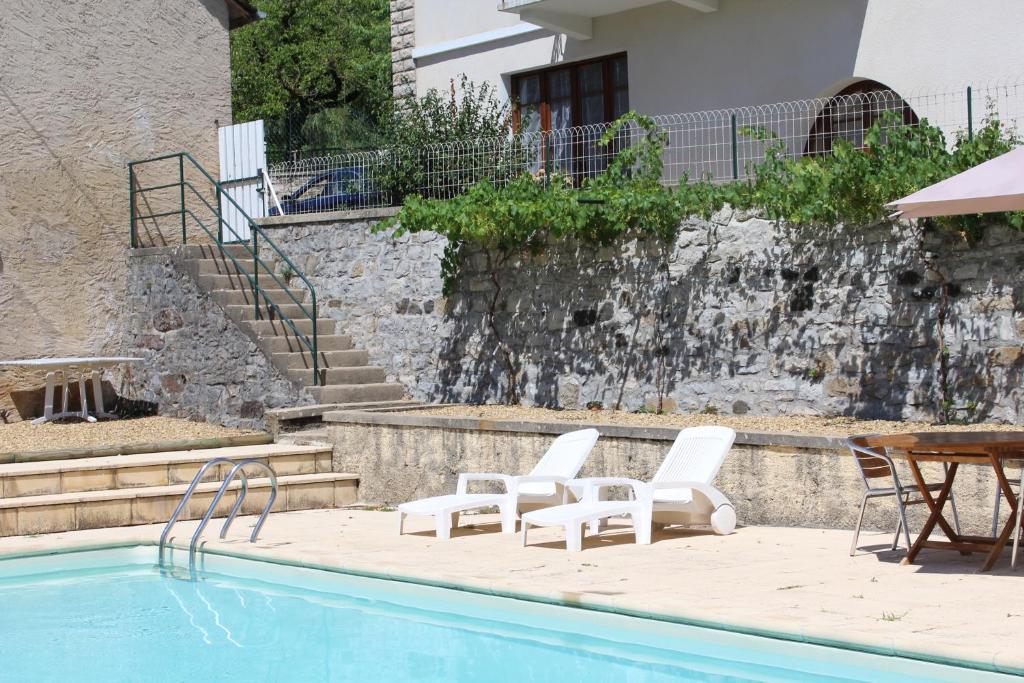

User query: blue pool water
[0,547,1013,682]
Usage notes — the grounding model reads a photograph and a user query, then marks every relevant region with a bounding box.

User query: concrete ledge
[0,433,273,464]
[322,409,848,450]
[257,207,400,227]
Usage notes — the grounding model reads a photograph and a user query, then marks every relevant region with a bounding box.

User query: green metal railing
[128,152,320,386]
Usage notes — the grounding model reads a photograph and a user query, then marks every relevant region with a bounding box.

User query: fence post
[178,154,186,244]
[966,85,974,141]
[730,113,739,180]
[544,133,553,188]
[128,163,136,248]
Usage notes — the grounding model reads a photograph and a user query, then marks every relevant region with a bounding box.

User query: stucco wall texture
[0,0,232,416]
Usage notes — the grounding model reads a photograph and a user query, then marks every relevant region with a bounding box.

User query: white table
[0,357,142,425]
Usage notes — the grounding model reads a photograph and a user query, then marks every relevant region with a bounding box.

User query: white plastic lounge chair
[397,428,600,540]
[521,426,736,551]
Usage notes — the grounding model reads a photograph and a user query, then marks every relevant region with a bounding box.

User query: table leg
[90,369,117,419]
[60,372,71,419]
[902,459,960,565]
[77,374,96,423]
[982,454,1018,571]
[30,371,57,425]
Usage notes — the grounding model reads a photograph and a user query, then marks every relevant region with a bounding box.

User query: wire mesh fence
[267,79,1024,216]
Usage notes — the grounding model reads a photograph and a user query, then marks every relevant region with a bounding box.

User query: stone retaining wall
[119,247,310,428]
[327,411,1009,536]
[259,210,1024,423]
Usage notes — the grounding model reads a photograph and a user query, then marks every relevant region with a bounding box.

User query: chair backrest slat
[521,428,600,495]
[652,426,736,501]
[848,436,898,485]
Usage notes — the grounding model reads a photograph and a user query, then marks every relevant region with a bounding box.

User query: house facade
[0,0,256,416]
[394,1,1024,150]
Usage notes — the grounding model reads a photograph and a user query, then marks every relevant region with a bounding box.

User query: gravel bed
[0,417,259,454]
[416,405,1022,437]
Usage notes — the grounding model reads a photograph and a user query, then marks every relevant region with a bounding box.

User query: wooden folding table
[862,431,1024,571]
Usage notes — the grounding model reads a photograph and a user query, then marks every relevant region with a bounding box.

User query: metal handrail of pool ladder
[157,458,277,577]
[186,459,278,577]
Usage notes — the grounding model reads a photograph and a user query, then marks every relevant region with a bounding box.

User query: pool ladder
[158,458,278,579]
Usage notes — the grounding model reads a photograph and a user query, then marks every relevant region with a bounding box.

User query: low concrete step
[271,349,368,370]
[288,366,387,386]
[307,383,405,403]
[0,472,357,537]
[266,400,425,437]
[210,287,308,307]
[261,334,353,354]
[276,428,330,446]
[0,444,331,499]
[243,317,336,337]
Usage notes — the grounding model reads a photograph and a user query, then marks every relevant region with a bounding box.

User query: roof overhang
[225,0,261,30]
[498,0,718,40]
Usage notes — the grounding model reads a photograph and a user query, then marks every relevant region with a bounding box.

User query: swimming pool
[0,546,1014,682]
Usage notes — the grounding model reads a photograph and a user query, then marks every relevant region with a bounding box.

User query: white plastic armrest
[652,481,732,509]
[571,477,651,503]
[457,472,513,495]
[510,475,570,501]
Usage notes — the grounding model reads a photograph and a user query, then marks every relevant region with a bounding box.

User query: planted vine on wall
[374,109,1022,417]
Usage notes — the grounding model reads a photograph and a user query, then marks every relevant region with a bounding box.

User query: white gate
[217,120,267,242]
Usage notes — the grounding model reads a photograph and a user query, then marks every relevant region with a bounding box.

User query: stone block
[287,482,336,510]
[61,469,117,494]
[17,505,76,535]
[5,473,61,497]
[116,465,169,488]
[77,499,132,530]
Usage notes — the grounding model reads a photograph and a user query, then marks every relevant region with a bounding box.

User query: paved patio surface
[1,510,1022,674]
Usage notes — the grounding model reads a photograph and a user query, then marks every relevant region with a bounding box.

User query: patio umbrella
[887,145,1024,218]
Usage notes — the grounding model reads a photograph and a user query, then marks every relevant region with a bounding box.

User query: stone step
[266,400,424,437]
[181,244,252,260]
[210,287,308,307]
[287,366,387,386]
[0,444,331,499]
[261,334,354,354]
[307,383,405,403]
[0,472,357,537]
[243,317,336,337]
[191,258,277,276]
[197,272,256,292]
[226,302,313,323]
[271,349,368,370]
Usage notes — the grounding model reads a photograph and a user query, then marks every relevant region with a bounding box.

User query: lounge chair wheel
[710,505,736,535]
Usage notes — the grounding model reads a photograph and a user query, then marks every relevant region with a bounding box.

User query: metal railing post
[178,153,187,243]
[966,85,974,141]
[312,295,319,386]
[252,224,260,320]
[128,163,137,248]
[215,186,223,243]
[730,113,739,180]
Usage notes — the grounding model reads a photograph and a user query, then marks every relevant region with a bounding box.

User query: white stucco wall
[412,0,1024,116]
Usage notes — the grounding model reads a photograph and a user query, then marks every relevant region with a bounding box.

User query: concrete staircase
[0,444,357,537]
[182,244,406,405]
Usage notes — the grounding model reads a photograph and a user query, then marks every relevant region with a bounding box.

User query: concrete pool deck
[1,509,1021,675]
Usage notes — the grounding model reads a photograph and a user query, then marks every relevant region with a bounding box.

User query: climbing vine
[374,108,1022,410]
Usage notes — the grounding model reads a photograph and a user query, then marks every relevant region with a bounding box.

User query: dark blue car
[269,168,375,215]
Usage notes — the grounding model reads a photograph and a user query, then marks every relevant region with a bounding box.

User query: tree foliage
[230,0,391,150]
